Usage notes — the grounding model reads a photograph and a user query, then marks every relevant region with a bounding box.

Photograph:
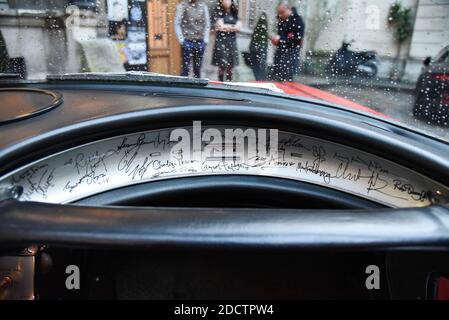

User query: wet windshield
[0,0,448,141]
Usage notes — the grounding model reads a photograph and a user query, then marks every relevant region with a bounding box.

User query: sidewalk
[203,67,417,93]
[294,74,416,92]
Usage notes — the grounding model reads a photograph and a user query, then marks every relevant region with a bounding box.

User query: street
[300,77,449,141]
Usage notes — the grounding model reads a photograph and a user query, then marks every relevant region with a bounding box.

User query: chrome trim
[0,127,448,207]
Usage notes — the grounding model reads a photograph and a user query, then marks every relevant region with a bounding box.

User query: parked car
[413,46,449,124]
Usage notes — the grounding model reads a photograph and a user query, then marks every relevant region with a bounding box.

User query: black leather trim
[1,200,448,250]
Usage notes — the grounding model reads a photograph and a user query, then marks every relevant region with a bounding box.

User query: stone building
[0,0,110,79]
[306,0,449,81]
[0,0,447,82]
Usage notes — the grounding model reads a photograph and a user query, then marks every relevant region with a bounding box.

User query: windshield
[0,0,448,141]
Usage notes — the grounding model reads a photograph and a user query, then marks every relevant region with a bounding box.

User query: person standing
[110,20,130,69]
[212,0,241,82]
[174,0,210,78]
[270,1,305,82]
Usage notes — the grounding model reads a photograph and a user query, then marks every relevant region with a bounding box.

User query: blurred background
[0,0,448,135]
[0,0,446,81]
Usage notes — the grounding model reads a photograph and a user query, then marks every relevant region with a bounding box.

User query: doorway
[147,0,181,75]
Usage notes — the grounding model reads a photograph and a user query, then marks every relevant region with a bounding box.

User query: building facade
[0,0,109,79]
[306,0,449,81]
[0,0,447,81]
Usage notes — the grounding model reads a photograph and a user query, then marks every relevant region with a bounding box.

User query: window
[68,0,97,10]
[4,0,98,11]
[238,0,256,29]
[6,0,68,10]
[0,0,8,10]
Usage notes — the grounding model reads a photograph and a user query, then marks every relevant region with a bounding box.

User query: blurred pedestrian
[212,0,241,82]
[175,0,210,78]
[270,1,305,82]
[110,19,127,41]
[110,20,130,68]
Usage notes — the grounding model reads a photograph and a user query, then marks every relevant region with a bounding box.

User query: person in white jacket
[174,0,210,78]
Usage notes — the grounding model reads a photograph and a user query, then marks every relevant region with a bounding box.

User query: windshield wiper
[46,71,209,86]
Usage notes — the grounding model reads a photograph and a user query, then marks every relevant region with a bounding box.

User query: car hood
[210,80,387,118]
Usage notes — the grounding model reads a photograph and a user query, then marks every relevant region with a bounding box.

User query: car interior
[1,0,449,306]
[1,76,449,300]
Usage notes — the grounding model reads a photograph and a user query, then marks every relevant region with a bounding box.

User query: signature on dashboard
[7,129,443,206]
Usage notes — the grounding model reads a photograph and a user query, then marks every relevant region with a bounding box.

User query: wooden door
[147,0,181,75]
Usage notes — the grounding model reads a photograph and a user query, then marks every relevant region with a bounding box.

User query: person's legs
[218,66,226,82]
[292,48,301,75]
[192,41,206,78]
[273,49,294,82]
[272,49,285,81]
[285,57,294,81]
[285,49,296,81]
[226,65,233,81]
[181,40,192,77]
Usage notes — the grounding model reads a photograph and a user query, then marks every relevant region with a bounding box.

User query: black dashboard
[1,80,449,300]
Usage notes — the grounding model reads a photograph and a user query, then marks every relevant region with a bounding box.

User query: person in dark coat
[270,1,305,82]
[212,0,241,82]
[175,0,210,78]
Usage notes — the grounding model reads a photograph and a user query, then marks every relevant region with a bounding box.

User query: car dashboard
[1,80,449,300]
